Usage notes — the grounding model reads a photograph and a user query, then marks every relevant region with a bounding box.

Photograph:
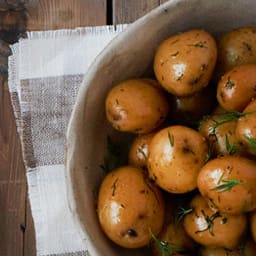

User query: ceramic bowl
[65,0,256,255]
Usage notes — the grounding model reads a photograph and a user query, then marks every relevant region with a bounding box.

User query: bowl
[65,0,256,255]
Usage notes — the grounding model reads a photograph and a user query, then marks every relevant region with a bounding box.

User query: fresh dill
[150,229,185,256]
[168,132,174,147]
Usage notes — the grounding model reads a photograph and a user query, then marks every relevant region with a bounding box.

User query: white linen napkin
[8,24,128,256]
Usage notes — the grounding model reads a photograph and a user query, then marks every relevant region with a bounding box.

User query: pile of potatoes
[97,27,256,255]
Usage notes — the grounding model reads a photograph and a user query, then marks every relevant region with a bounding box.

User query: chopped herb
[225,76,235,89]
[225,134,239,155]
[243,134,256,153]
[171,51,179,57]
[206,111,255,136]
[175,206,193,226]
[168,132,174,147]
[196,211,221,236]
[150,229,185,256]
[221,217,228,224]
[243,41,252,51]
[212,178,244,192]
[191,41,207,48]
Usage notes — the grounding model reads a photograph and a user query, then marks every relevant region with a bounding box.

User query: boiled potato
[197,156,256,215]
[216,27,256,78]
[199,114,245,157]
[168,85,216,126]
[236,99,256,156]
[148,125,208,193]
[199,238,256,256]
[152,221,196,256]
[154,29,217,96]
[217,64,256,111]
[105,78,169,134]
[183,194,247,249]
[97,166,165,248]
[128,132,155,168]
[250,209,256,242]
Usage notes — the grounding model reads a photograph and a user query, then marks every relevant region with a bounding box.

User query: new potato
[97,166,165,248]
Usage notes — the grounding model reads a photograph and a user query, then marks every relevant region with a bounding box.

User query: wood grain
[113,0,160,24]
[26,0,107,31]
[0,1,168,255]
[0,77,27,256]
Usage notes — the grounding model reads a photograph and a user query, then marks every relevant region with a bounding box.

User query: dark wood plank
[113,0,160,24]
[26,0,107,31]
[0,77,27,256]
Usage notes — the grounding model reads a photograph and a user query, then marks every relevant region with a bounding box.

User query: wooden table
[0,1,168,255]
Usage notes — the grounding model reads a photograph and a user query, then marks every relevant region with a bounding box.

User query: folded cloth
[8,24,128,256]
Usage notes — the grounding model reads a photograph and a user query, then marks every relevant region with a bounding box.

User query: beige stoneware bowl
[65,0,256,255]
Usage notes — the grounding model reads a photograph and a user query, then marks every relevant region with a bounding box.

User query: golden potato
[183,194,247,249]
[216,27,256,78]
[97,166,165,248]
[168,85,216,126]
[197,156,256,215]
[199,114,245,157]
[236,99,256,156]
[217,64,256,111]
[105,78,169,134]
[154,29,217,96]
[148,125,208,193]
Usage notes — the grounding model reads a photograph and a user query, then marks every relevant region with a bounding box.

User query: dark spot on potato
[220,91,225,102]
[112,114,122,121]
[126,229,138,237]
[120,88,125,92]
[182,146,195,155]
[138,213,146,219]
[243,41,252,52]
[111,178,118,196]
[201,64,207,71]
[161,75,165,81]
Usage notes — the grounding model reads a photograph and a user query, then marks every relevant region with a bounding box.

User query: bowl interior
[65,0,256,255]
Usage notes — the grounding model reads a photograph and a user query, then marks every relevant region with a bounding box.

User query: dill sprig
[196,211,221,236]
[175,206,193,226]
[212,178,244,192]
[168,132,174,147]
[225,134,239,155]
[243,134,256,153]
[150,229,185,256]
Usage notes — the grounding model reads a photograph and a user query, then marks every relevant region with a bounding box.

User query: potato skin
[197,156,256,215]
[199,115,244,157]
[154,29,217,96]
[128,133,155,168]
[217,64,256,111]
[97,166,165,248]
[148,125,208,193]
[250,209,256,242]
[183,194,247,249]
[236,99,256,156]
[105,78,169,134]
[216,27,256,78]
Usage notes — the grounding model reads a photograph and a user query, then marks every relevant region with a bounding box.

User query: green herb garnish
[150,230,185,256]
[175,206,193,226]
[168,132,174,147]
[243,134,256,153]
[225,134,239,155]
[225,76,235,89]
[212,178,244,192]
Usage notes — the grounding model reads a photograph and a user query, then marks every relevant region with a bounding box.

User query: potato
[105,78,169,134]
[152,221,196,256]
[216,27,256,78]
[236,99,256,156]
[183,194,247,249]
[97,166,165,248]
[250,209,256,242]
[199,114,245,157]
[168,85,216,126]
[217,64,256,111]
[148,125,208,193]
[128,132,155,168]
[199,239,256,256]
[154,29,217,96]
[197,156,256,215]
